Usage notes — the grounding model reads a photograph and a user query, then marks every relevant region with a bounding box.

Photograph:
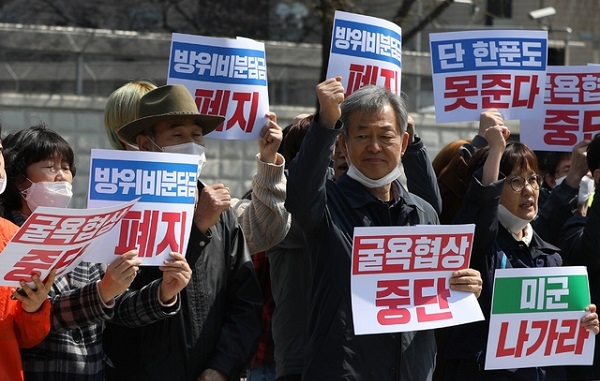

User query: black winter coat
[446,171,565,381]
[103,195,262,381]
[286,120,439,381]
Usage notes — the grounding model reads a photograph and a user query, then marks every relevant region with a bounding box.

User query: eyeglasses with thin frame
[507,174,543,192]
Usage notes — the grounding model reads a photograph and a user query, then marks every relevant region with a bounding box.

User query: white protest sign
[167,33,269,140]
[351,224,483,334]
[326,10,402,96]
[86,149,197,265]
[0,199,137,287]
[430,30,547,123]
[486,266,595,370]
[521,65,600,152]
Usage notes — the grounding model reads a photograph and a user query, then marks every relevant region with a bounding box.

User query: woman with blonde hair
[104,80,157,150]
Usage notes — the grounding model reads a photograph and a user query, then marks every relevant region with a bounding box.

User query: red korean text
[496,318,590,358]
[375,277,452,325]
[195,89,259,133]
[115,209,187,258]
[352,232,472,274]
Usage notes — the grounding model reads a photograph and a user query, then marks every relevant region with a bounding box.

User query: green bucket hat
[117,84,225,145]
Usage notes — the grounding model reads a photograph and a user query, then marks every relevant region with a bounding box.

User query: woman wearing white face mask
[16,152,74,216]
[0,124,192,380]
[0,125,75,222]
[0,123,56,381]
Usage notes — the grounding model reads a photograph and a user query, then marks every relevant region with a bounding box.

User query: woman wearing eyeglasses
[442,125,599,381]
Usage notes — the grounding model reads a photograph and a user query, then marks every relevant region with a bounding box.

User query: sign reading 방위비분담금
[326,10,402,97]
[486,266,595,370]
[167,33,270,140]
[520,65,600,152]
[429,29,547,124]
[85,149,198,266]
[350,224,484,335]
[0,199,137,288]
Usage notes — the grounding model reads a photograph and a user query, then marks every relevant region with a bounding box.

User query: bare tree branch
[393,0,418,27]
[37,0,72,25]
[170,0,199,30]
[403,0,454,44]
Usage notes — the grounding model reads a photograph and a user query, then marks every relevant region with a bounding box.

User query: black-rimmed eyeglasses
[506,174,542,192]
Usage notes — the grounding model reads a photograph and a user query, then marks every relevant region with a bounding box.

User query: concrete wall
[0,92,318,208]
[0,91,496,210]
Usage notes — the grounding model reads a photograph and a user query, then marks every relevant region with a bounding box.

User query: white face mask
[346,164,401,189]
[22,180,73,212]
[497,203,534,235]
[0,170,7,195]
[555,175,596,205]
[578,176,595,205]
[154,140,207,178]
[554,175,567,187]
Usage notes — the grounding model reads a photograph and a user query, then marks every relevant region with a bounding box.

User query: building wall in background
[0,92,487,209]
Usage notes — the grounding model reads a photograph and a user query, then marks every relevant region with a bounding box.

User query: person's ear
[136,135,153,152]
[15,175,29,192]
[593,168,600,185]
[400,131,409,157]
[338,134,349,163]
[545,173,556,188]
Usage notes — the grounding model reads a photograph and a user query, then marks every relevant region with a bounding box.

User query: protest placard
[350,224,483,334]
[85,149,197,265]
[520,65,600,151]
[167,33,269,140]
[326,10,402,96]
[430,30,547,123]
[0,199,137,287]
[486,266,594,370]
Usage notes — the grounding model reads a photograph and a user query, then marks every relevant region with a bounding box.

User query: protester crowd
[0,66,599,381]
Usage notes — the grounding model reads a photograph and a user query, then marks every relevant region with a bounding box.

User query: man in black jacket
[285,77,482,380]
[104,84,263,381]
[560,133,600,381]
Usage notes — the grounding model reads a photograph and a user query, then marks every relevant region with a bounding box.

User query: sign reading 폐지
[85,149,198,265]
[326,10,402,97]
[167,33,270,140]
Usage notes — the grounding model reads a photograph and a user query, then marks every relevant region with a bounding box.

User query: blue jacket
[286,119,439,381]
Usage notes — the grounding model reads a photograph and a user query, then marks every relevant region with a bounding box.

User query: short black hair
[1,123,76,212]
[587,133,600,172]
[543,151,571,178]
